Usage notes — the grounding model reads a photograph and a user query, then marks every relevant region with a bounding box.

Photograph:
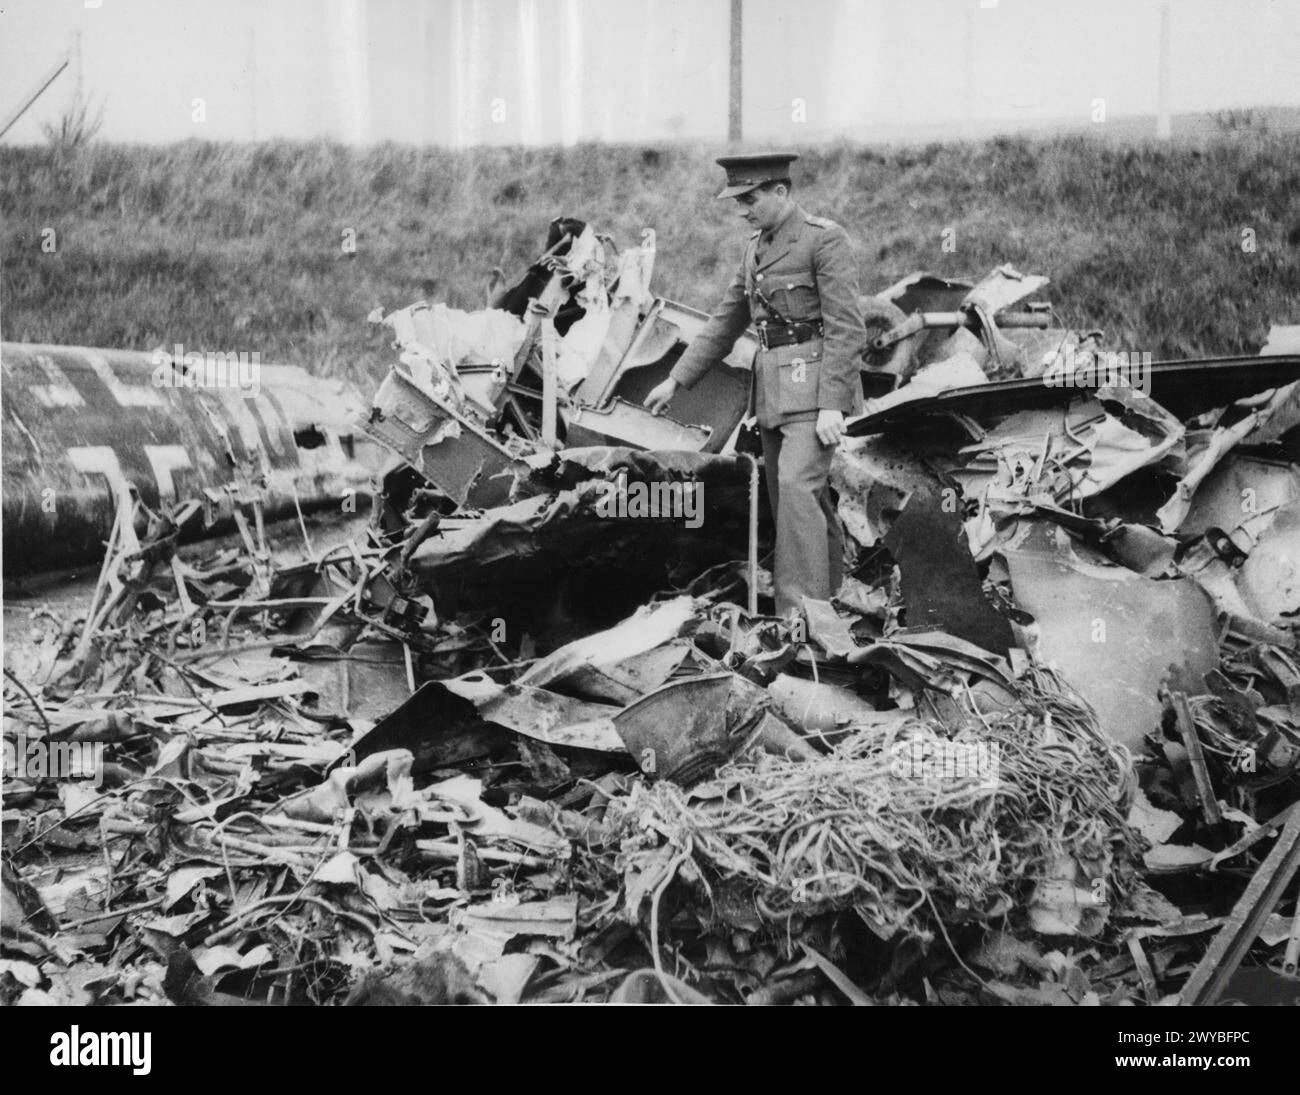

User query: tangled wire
[609,667,1141,942]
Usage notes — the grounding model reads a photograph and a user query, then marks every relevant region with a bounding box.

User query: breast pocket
[771,339,823,414]
[766,270,818,322]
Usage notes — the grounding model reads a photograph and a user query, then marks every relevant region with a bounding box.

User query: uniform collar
[755,203,804,270]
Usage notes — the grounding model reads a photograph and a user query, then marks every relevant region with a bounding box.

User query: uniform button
[756,273,764,281]
[787,283,794,289]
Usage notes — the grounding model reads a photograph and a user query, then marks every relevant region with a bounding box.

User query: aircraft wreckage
[3,218,1299,1006]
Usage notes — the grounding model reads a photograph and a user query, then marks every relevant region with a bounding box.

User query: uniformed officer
[644,152,866,618]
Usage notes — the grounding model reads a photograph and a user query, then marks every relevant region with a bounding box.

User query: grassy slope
[2,133,1298,389]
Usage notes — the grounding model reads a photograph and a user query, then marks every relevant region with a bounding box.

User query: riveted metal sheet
[2,343,375,573]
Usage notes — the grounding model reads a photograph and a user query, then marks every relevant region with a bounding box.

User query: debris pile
[608,668,1137,938]
[3,226,1299,1005]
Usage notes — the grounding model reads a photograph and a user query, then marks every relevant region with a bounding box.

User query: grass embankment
[2,133,1298,389]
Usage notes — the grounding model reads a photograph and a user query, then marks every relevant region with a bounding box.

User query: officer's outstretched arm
[667,264,751,393]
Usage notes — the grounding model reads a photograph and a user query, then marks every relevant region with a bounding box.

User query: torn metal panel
[1005,547,1220,751]
[961,389,1183,501]
[1177,452,1300,548]
[958,389,1185,558]
[289,639,415,721]
[1235,330,1300,445]
[402,488,582,573]
[358,365,529,509]
[1097,521,1178,576]
[542,641,700,706]
[862,352,989,417]
[615,673,744,784]
[962,264,1051,317]
[398,450,754,603]
[882,492,1014,656]
[613,671,812,785]
[1239,384,1300,447]
[561,398,712,451]
[1176,536,1269,625]
[603,641,699,693]
[517,596,698,695]
[767,673,905,736]
[800,598,858,658]
[440,673,625,752]
[577,298,755,454]
[846,629,1013,695]
[338,681,509,772]
[831,434,944,548]
[542,445,753,486]
[1068,390,1184,491]
[1237,498,1300,626]
[847,354,1300,437]
[424,774,569,855]
[570,294,649,409]
[373,299,525,417]
[1157,381,1300,532]
[1021,498,1180,576]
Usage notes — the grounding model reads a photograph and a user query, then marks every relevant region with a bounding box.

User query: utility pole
[962,4,974,137]
[1156,2,1171,140]
[248,24,258,140]
[728,0,742,143]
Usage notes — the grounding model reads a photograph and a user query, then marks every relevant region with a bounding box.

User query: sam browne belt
[755,319,824,350]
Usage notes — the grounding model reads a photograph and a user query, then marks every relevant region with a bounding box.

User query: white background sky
[2,0,1298,145]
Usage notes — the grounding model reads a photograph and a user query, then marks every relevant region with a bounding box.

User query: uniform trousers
[757,416,844,616]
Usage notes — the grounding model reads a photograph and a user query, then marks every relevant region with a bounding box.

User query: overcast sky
[2,0,1298,145]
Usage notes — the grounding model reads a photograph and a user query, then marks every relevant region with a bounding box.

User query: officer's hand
[644,378,679,416]
[815,408,845,447]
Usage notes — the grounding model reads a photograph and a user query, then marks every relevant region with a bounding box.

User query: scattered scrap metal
[3,224,1298,1006]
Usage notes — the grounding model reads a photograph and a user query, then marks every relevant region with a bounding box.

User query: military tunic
[670,204,866,426]
[669,204,868,614]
